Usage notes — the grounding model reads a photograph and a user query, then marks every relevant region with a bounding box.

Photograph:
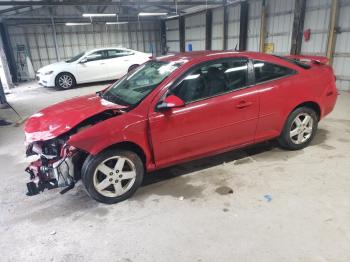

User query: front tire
[82,149,144,204]
[278,106,318,150]
[55,73,76,89]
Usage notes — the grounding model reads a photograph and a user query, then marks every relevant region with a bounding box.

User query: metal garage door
[211,7,224,50]
[227,4,241,50]
[301,0,331,56]
[247,0,262,51]
[266,0,295,55]
[185,12,206,51]
[333,0,350,91]
[166,18,180,52]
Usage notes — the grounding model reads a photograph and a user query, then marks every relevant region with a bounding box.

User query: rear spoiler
[285,55,329,65]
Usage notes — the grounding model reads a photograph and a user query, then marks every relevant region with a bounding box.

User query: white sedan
[36,47,152,89]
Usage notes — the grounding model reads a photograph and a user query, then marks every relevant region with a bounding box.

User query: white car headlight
[44,71,54,75]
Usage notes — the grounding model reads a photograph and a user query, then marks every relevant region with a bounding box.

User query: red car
[24,51,337,204]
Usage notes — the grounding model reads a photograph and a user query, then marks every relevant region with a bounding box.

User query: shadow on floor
[142,141,276,187]
[143,128,329,187]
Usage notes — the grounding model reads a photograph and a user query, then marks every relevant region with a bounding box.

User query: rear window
[274,55,311,69]
[253,60,295,83]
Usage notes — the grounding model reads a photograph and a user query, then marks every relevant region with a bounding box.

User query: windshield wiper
[101,92,132,107]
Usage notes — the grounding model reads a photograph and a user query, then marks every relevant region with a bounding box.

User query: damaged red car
[24,51,337,204]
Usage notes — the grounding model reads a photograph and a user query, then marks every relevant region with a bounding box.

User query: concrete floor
[1,82,350,262]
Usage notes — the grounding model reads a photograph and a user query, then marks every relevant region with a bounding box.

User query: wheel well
[294,101,321,120]
[105,141,146,164]
[55,72,76,83]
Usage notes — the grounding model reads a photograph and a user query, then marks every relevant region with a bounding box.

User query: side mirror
[156,95,185,111]
[80,57,88,63]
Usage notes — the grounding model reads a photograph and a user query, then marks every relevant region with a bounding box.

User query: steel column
[205,9,213,50]
[223,0,228,50]
[0,23,17,83]
[290,0,306,55]
[259,0,267,53]
[326,0,339,65]
[179,16,185,52]
[239,1,249,51]
[160,19,167,54]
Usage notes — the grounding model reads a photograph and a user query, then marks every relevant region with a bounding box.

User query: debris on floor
[264,195,273,202]
[215,186,234,195]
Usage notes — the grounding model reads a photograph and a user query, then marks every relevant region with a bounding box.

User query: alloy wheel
[289,113,314,144]
[93,156,137,198]
[58,74,73,89]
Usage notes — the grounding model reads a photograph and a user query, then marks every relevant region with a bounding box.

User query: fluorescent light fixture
[106,22,129,25]
[138,12,168,16]
[65,22,91,26]
[82,13,116,17]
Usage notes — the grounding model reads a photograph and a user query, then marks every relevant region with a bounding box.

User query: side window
[107,49,133,58]
[86,51,105,62]
[253,60,295,83]
[171,58,249,104]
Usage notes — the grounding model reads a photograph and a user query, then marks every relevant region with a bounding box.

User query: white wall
[185,12,206,51]
[266,0,295,55]
[8,21,160,72]
[211,8,224,50]
[301,0,331,56]
[166,19,180,52]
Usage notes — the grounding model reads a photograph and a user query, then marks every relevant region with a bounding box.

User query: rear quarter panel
[255,64,337,142]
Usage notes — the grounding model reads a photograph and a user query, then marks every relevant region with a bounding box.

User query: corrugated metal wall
[301,0,330,56]
[9,21,160,72]
[247,0,262,51]
[266,0,295,55]
[211,7,224,50]
[166,18,180,52]
[333,0,350,91]
[185,12,206,51]
[227,4,241,50]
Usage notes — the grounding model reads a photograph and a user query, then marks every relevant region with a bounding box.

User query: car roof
[157,50,299,69]
[158,50,277,61]
[87,47,132,53]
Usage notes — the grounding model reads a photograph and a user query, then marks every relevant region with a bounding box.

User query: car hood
[24,94,127,143]
[37,61,67,73]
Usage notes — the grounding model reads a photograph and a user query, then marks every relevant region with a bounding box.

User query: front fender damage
[24,109,123,196]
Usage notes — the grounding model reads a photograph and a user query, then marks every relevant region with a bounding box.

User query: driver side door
[148,58,260,168]
[77,50,108,83]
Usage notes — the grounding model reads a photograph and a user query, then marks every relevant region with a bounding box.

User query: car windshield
[101,60,182,106]
[66,52,86,63]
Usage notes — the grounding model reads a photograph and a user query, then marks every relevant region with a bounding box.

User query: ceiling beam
[0,6,31,14]
[0,1,224,6]
[3,15,157,21]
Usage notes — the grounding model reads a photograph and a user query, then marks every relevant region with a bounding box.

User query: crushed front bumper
[25,156,75,196]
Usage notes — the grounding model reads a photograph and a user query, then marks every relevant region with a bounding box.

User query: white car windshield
[66,52,86,63]
[102,60,182,106]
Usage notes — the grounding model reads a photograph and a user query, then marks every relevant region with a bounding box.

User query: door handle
[236,101,252,109]
[100,62,106,65]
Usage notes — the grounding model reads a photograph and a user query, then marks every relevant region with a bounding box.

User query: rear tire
[128,64,140,72]
[81,149,144,204]
[55,72,76,89]
[278,106,318,150]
